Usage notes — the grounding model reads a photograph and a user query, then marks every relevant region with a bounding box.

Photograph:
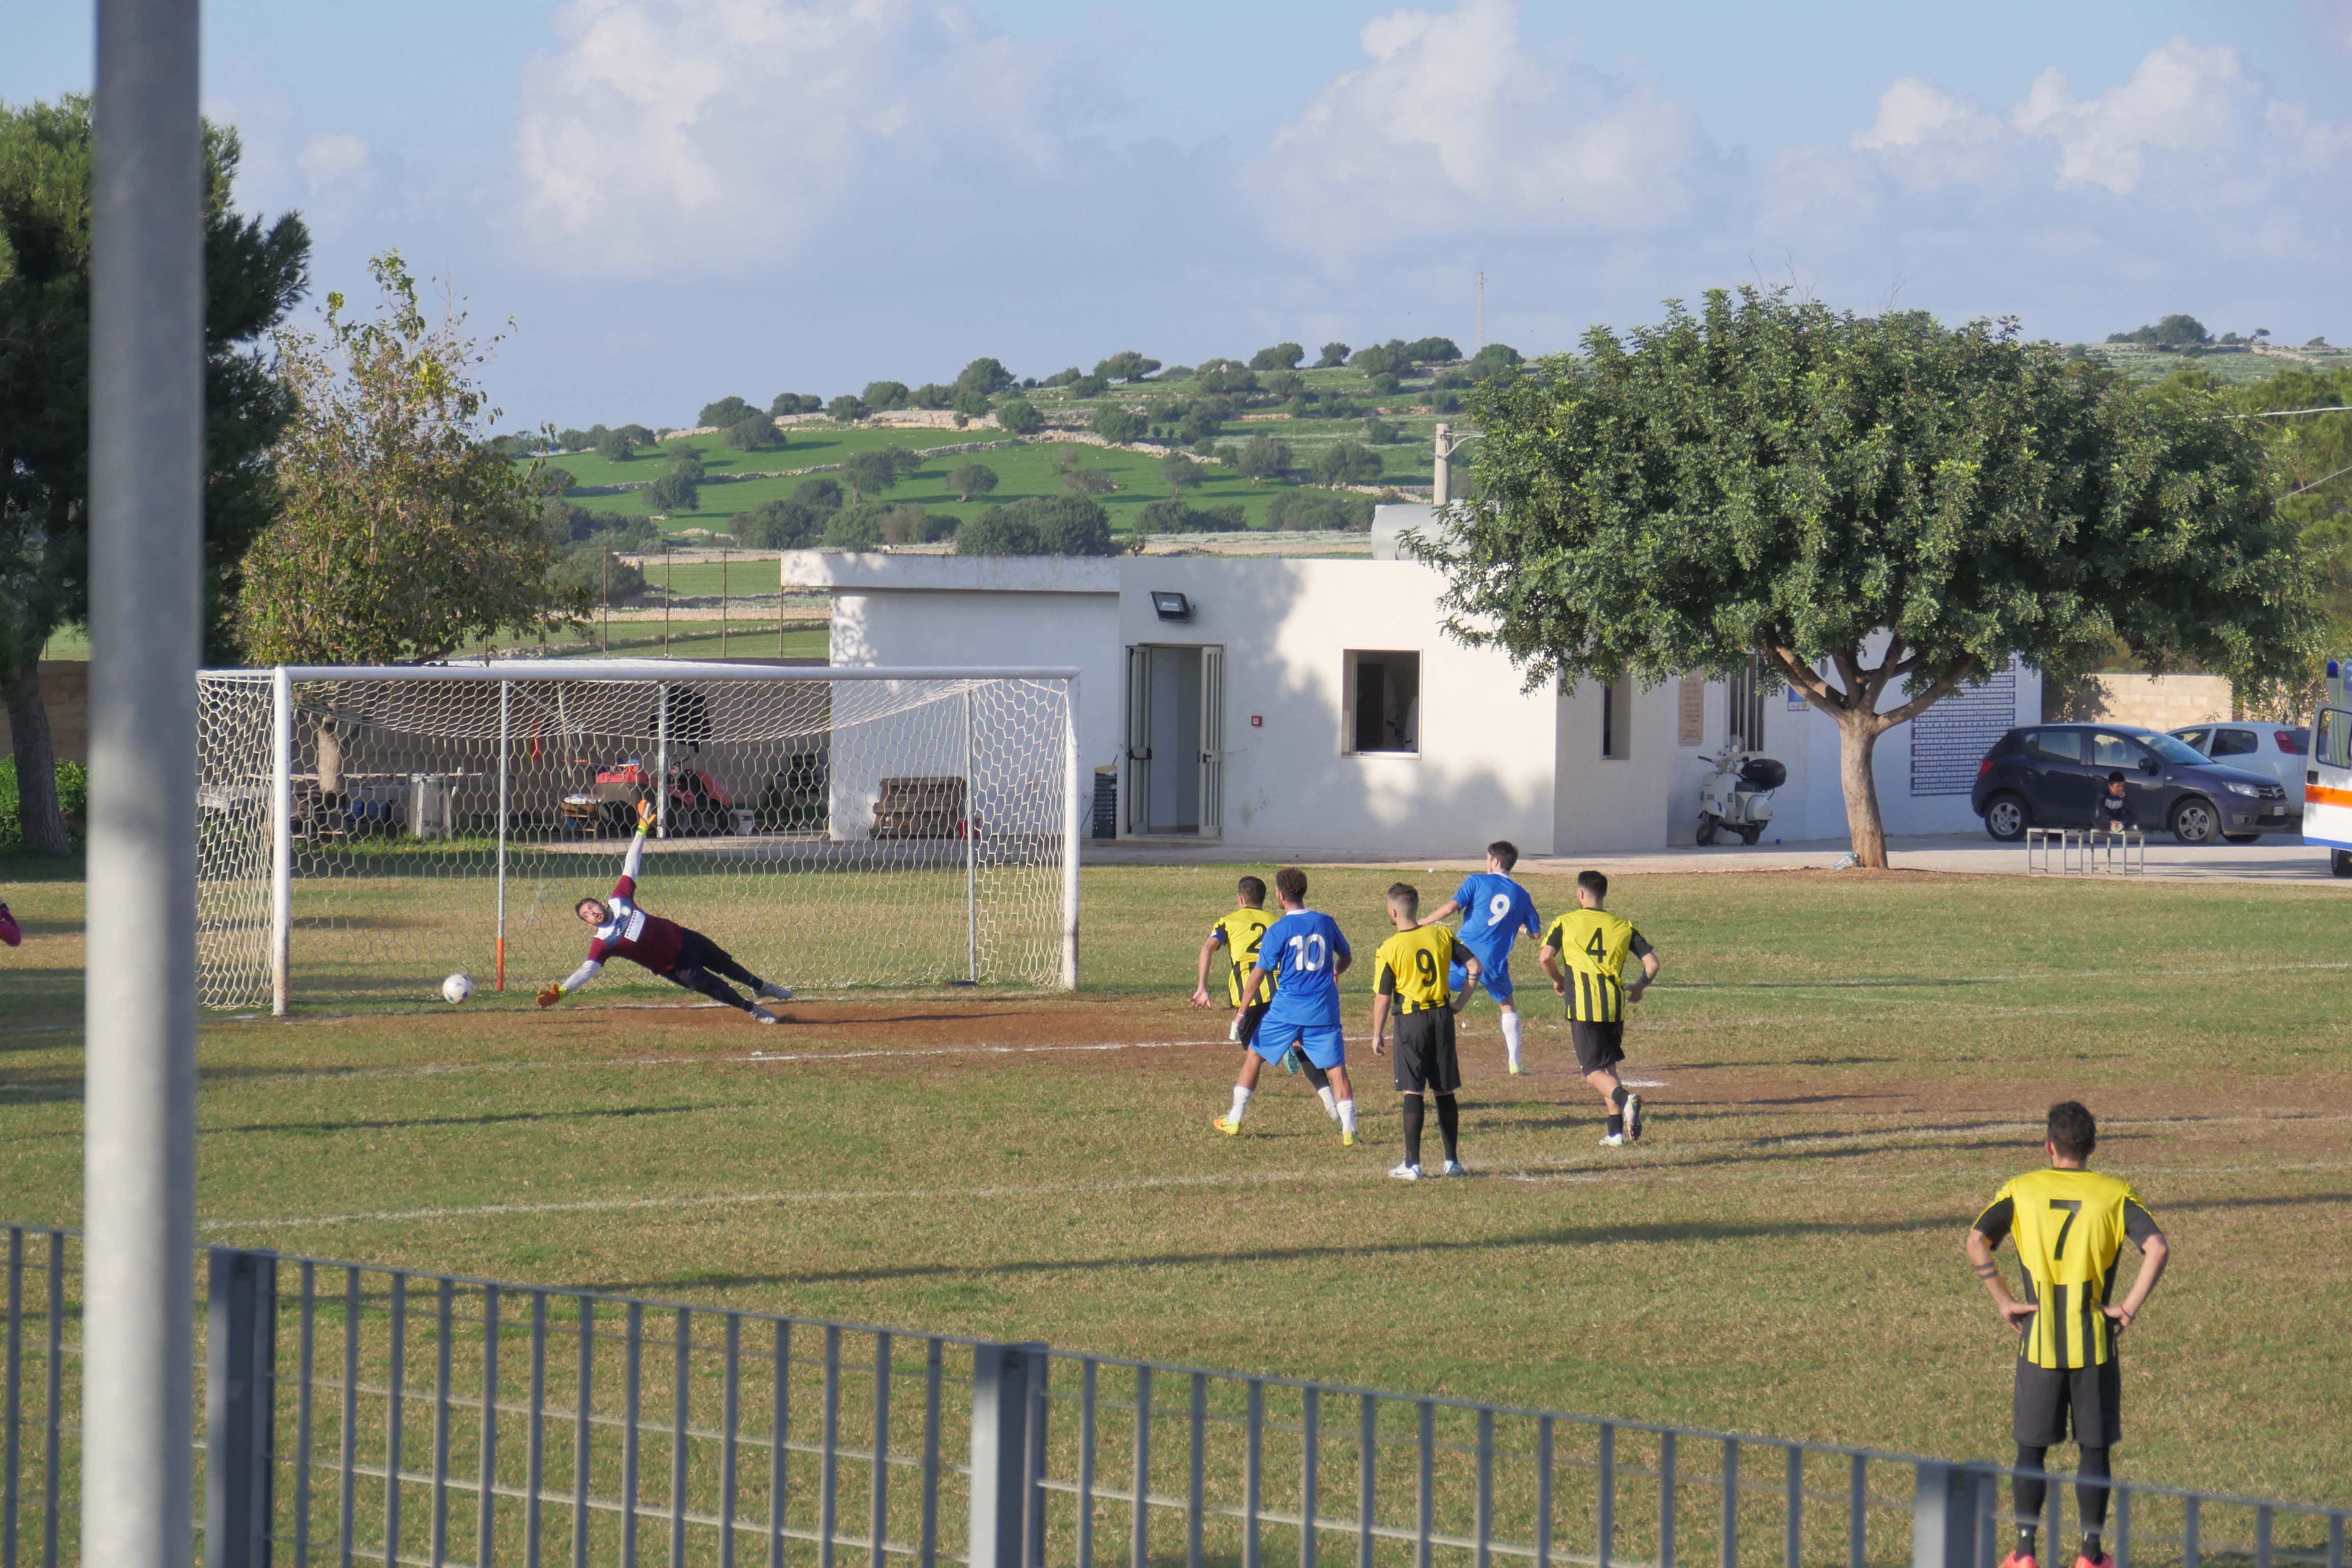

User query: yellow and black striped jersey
[1208,908,1276,1006]
[1374,927,1472,1013]
[1972,1169,2161,1370]
[1541,909,1653,1023]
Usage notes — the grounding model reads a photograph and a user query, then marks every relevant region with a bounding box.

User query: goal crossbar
[195,663,1082,1013]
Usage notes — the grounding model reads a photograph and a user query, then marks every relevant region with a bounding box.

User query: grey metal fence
[0,1228,2342,1568]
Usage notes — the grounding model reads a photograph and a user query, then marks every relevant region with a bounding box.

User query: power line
[2219,405,2352,420]
[2285,462,2352,499]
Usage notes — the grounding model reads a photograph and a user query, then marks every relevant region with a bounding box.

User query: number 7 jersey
[1971,1169,2161,1370]
[1258,909,1351,1026]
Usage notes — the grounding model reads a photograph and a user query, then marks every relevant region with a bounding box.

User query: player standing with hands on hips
[1212,867,1358,1143]
[1538,870,1659,1146]
[1967,1102,2168,1568]
[538,799,794,1023]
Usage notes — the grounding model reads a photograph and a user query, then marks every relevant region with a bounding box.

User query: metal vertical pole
[85,3,204,1566]
[205,1248,279,1568]
[721,550,729,657]
[655,684,670,839]
[271,667,294,1015]
[497,680,511,991]
[969,1343,1039,1568]
[663,545,672,656]
[1059,676,1081,990]
[964,691,978,984]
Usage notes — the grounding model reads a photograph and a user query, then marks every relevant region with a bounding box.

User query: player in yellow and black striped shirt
[1192,875,1338,1119]
[1368,883,1479,1179]
[1537,870,1659,1147]
[1966,1102,2168,1568]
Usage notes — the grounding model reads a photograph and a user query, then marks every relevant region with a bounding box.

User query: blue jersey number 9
[1487,893,1511,925]
[1287,933,1327,972]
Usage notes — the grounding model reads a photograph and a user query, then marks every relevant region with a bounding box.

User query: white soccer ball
[441,973,475,1005]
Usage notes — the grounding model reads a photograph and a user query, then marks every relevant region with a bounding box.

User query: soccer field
[2,864,2347,1506]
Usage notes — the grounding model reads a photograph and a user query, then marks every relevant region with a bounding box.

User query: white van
[2305,660,2352,875]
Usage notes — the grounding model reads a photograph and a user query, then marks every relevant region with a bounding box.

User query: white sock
[1501,1011,1523,1067]
[1316,1084,1339,1118]
[1337,1099,1357,1135]
[1228,1085,1252,1123]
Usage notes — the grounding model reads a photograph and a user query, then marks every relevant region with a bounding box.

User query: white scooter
[1696,738,1787,846]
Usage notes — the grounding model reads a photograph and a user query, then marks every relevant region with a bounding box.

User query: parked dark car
[1971,723,2293,844]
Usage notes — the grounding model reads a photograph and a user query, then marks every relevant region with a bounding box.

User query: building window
[1601,673,1633,760]
[1345,651,1420,754]
[1726,653,1768,751]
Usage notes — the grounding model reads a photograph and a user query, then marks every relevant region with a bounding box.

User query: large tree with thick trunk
[1413,288,2320,866]
[0,97,308,854]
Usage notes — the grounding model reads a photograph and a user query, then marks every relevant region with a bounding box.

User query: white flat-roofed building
[782,507,2040,857]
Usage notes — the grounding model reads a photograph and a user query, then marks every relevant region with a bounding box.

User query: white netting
[194,667,1073,1011]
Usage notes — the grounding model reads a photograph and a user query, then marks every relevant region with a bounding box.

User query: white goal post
[194,662,1081,1014]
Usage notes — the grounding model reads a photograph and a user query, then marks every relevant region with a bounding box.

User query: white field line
[199,1112,2352,1233]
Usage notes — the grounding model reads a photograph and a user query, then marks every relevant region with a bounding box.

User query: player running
[538,801,792,1023]
[1967,1102,2169,1568]
[1212,867,1357,1144]
[1417,841,1541,1073]
[1192,875,1339,1120]
[1370,883,1478,1180]
[1537,870,1659,1146]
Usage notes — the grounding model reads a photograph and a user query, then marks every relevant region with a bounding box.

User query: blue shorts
[1251,1016,1346,1071]
[1449,959,1514,1006]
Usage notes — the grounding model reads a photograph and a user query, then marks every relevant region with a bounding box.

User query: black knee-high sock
[1401,1095,1425,1167]
[2077,1446,2112,1552]
[1303,1061,1332,1090]
[699,942,764,990]
[672,966,754,1012]
[2015,1446,2050,1554]
[1435,1094,1460,1161]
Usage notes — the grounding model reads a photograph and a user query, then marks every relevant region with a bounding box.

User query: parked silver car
[2168,722,2309,822]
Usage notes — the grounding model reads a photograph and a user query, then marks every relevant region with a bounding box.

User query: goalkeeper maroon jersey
[583,875,685,972]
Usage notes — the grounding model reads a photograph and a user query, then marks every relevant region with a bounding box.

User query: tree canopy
[237,253,577,664]
[955,357,1014,398]
[1094,351,1160,383]
[2106,314,2211,347]
[0,96,311,852]
[994,397,1043,435]
[841,446,919,500]
[955,496,1113,556]
[1417,287,2321,865]
[1250,342,1306,372]
[698,395,757,427]
[948,463,999,502]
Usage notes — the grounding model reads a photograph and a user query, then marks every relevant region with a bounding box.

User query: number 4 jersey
[1971,1169,2161,1370]
[1259,909,1351,1026]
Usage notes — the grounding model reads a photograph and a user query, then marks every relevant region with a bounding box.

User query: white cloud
[1248,0,1703,258]
[298,134,372,185]
[514,0,1058,277]
[1851,78,2001,186]
[2010,38,2253,194]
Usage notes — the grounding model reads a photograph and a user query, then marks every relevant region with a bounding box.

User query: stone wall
[0,662,90,765]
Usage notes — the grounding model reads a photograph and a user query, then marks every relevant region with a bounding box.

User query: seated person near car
[2093,773,2135,832]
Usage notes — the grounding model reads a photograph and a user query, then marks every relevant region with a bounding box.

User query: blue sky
[9,1,2349,428]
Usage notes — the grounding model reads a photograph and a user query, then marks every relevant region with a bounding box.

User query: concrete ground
[1091,830,2352,887]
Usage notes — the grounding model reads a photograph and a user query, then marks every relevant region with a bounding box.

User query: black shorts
[1569,1019,1625,1074]
[1390,1008,1461,1095]
[2014,1356,2121,1447]
[1234,998,1271,1046]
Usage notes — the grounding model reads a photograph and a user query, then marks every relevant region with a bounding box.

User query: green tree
[539,465,577,494]
[954,506,1039,555]
[549,542,646,605]
[955,496,1113,556]
[994,397,1044,435]
[948,463,1000,502]
[1095,350,1161,383]
[698,395,756,427]
[1061,468,1115,496]
[1314,440,1382,485]
[862,380,911,411]
[2105,314,2212,347]
[952,385,993,421]
[237,253,579,663]
[1267,490,1374,531]
[1092,405,1145,444]
[645,472,699,514]
[955,357,1014,398]
[1315,341,1351,368]
[1235,434,1292,484]
[724,415,780,451]
[770,392,822,416]
[826,394,867,422]
[1419,287,2320,865]
[879,505,949,545]
[616,423,654,446]
[1363,417,1402,445]
[1250,342,1306,371]
[1067,373,1111,399]
[733,497,824,549]
[822,502,885,549]
[1195,361,1258,397]
[0,97,310,853]
[842,447,919,500]
[793,477,845,516]
[1161,452,1203,490]
[597,428,636,461]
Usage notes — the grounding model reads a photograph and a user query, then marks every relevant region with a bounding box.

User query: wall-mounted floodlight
[1152,591,1193,622]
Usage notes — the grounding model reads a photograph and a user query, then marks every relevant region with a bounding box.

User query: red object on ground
[0,903,19,947]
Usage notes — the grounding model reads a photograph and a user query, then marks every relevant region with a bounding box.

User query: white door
[1124,645,1152,835]
[1198,645,1226,838]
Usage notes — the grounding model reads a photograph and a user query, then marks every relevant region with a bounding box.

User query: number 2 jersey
[1206,908,1276,1006]
[1541,909,1653,1022]
[1259,909,1350,1026]
[1972,1169,2161,1370]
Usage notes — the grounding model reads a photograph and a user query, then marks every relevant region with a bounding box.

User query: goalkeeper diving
[538,800,793,1023]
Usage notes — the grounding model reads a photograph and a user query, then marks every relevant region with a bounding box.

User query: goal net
[194,663,1079,1013]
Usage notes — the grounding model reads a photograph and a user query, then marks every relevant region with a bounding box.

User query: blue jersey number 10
[1286,934,1328,972]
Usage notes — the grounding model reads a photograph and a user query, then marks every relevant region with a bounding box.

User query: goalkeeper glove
[536,983,565,1009]
[636,799,657,833]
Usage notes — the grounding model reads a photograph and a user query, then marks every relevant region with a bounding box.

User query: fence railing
[1,1228,2342,1568]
